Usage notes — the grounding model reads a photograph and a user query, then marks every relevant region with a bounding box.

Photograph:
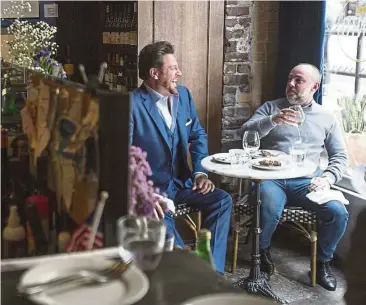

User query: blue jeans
[259,178,349,262]
[163,187,232,274]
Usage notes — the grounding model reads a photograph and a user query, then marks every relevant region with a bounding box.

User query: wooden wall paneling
[137,1,225,184]
[153,1,209,128]
[137,0,154,87]
[206,0,225,155]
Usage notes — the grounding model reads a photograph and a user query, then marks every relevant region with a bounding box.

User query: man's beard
[162,80,178,95]
[286,88,311,105]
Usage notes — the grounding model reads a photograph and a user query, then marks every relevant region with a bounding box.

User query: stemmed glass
[242,131,260,158]
[289,105,305,143]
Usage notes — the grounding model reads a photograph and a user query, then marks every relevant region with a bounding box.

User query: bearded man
[241,63,349,291]
[129,41,232,274]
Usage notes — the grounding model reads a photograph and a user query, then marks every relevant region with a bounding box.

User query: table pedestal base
[234,272,288,304]
[233,180,288,304]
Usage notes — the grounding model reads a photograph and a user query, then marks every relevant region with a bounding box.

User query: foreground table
[202,155,317,304]
[1,249,241,305]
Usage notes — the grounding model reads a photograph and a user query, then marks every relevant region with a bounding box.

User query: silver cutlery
[18,260,132,296]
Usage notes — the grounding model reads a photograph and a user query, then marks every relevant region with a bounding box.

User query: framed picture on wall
[1,1,40,18]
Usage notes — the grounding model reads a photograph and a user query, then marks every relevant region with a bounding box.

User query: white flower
[5,3,59,72]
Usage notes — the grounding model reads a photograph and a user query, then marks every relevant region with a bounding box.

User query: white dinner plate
[212,153,231,164]
[181,293,275,305]
[18,257,149,305]
[251,157,293,171]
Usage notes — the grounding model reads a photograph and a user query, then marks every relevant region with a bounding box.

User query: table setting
[206,130,316,181]
[1,214,276,305]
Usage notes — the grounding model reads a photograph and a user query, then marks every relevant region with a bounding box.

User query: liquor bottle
[63,45,75,78]
[1,73,16,115]
[195,229,215,269]
[131,2,137,30]
[3,205,26,258]
[1,128,8,178]
[25,199,48,255]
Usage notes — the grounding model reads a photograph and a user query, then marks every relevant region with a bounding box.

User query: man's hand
[308,177,331,193]
[272,109,298,127]
[153,199,165,219]
[192,174,215,195]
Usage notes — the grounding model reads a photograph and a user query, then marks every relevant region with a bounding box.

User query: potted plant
[337,95,366,167]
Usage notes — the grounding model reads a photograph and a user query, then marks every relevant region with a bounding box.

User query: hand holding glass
[289,105,305,125]
[243,131,260,156]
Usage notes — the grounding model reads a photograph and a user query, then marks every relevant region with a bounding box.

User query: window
[323,0,366,171]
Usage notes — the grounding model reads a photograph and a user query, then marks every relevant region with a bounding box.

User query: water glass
[243,131,260,157]
[229,149,247,166]
[117,216,166,271]
[289,143,306,167]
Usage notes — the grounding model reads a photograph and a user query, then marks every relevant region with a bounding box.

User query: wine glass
[289,105,305,125]
[242,131,260,157]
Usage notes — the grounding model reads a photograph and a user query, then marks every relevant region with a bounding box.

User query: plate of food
[250,157,292,171]
[251,149,286,159]
[212,153,231,164]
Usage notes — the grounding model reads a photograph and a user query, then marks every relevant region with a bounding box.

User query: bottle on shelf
[195,229,216,270]
[1,128,8,177]
[3,205,26,258]
[25,199,49,256]
[63,45,75,79]
[1,73,16,115]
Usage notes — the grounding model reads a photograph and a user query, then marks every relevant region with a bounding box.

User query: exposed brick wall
[222,1,253,154]
[221,1,279,191]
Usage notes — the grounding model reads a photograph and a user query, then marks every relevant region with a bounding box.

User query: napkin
[155,194,176,214]
[306,190,349,205]
[351,164,366,196]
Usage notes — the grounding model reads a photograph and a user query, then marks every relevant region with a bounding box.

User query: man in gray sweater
[241,63,349,291]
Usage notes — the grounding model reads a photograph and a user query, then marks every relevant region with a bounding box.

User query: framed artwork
[1,1,40,19]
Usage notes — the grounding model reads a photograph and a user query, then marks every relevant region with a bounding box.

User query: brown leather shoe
[260,247,275,276]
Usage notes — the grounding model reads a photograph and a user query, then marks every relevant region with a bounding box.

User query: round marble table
[201,154,317,304]
[201,155,317,181]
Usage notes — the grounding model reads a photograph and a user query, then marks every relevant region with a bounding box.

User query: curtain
[275,1,326,104]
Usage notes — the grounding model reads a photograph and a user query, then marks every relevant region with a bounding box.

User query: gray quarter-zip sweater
[241,98,349,184]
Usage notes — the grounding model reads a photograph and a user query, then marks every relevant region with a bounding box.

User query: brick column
[221,1,279,191]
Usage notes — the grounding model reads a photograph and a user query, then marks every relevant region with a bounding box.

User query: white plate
[212,153,231,164]
[18,257,149,305]
[181,293,275,305]
[251,157,292,171]
[251,149,286,159]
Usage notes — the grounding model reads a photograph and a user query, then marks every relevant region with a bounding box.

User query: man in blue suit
[129,41,232,273]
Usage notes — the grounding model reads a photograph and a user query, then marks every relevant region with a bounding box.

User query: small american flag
[65,212,104,252]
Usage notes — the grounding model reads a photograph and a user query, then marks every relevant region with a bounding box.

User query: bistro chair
[173,202,202,248]
[231,193,318,287]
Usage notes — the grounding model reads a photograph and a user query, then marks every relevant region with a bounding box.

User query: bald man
[241,63,349,291]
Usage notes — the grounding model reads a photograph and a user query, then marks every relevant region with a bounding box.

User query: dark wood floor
[224,226,347,305]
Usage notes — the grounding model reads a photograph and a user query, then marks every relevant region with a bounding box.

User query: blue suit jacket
[129,85,208,194]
